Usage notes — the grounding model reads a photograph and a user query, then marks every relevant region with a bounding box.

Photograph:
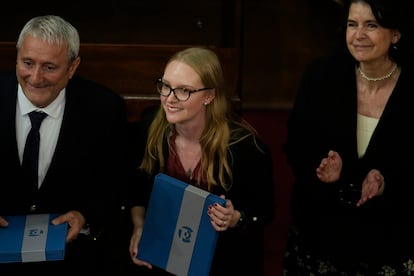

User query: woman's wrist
[234,210,245,228]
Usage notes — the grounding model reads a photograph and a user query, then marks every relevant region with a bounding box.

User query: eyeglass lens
[156,80,190,101]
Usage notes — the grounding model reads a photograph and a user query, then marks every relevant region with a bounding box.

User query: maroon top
[166,131,208,191]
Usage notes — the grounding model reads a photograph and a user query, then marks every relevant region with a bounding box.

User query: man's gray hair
[16,15,80,61]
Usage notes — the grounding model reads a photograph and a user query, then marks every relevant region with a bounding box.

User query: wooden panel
[0,42,240,121]
[76,44,239,98]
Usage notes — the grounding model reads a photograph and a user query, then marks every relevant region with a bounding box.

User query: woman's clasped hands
[316,150,384,206]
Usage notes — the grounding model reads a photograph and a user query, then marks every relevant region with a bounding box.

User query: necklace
[357,63,398,82]
[186,169,194,180]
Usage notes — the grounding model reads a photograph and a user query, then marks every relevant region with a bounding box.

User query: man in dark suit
[0,15,131,273]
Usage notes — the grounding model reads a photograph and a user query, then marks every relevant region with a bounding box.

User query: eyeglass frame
[155,78,212,102]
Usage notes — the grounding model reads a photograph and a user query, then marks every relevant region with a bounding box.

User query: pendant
[186,169,193,180]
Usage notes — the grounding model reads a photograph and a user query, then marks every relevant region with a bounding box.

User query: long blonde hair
[140,47,255,191]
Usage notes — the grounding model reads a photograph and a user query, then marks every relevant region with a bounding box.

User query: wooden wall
[0,42,240,122]
[242,0,344,109]
[0,0,345,110]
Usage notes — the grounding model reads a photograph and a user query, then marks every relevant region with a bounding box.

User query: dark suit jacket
[127,108,275,276]
[285,52,414,266]
[0,73,130,273]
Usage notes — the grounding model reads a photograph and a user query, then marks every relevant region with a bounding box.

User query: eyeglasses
[155,79,212,102]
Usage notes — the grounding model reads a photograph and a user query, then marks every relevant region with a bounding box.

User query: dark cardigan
[285,52,414,266]
[127,107,275,275]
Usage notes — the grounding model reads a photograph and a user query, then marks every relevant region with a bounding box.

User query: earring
[204,102,208,106]
[392,44,398,50]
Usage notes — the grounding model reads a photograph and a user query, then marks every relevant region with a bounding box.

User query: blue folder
[138,173,226,276]
[0,213,67,263]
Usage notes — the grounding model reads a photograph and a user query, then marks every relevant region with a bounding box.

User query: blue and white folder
[0,213,67,263]
[138,173,226,276]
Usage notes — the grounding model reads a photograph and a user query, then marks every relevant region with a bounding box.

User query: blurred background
[0,0,345,109]
[0,1,348,275]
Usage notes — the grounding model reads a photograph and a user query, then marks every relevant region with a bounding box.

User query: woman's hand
[129,206,152,269]
[316,150,343,183]
[129,226,152,269]
[357,169,384,207]
[208,195,240,231]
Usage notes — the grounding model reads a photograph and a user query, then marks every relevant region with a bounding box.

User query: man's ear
[68,56,81,79]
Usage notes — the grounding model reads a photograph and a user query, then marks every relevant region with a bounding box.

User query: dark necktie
[22,111,47,190]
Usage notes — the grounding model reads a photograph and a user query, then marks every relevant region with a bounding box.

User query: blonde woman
[127,47,275,275]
